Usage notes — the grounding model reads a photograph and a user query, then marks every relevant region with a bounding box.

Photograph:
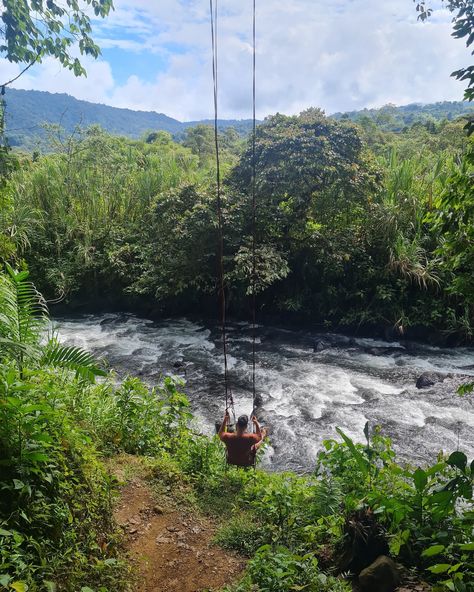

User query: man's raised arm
[252,416,264,441]
[218,410,230,440]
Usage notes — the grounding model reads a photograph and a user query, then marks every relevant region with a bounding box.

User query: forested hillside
[3,89,255,149]
[332,101,474,131]
[4,88,474,150]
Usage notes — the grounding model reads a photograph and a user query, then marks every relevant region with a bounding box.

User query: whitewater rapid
[54,313,474,472]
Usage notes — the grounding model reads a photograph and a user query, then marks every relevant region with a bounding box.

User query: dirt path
[111,456,245,592]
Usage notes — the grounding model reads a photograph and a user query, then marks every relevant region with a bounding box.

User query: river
[54,313,474,472]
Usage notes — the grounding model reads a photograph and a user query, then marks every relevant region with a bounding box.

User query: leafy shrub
[230,545,350,592]
[214,514,268,556]
[316,426,474,591]
[0,365,127,591]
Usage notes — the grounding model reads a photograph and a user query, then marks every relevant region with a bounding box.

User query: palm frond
[0,337,38,359]
[41,340,107,382]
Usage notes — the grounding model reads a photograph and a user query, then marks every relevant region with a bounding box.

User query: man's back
[221,432,260,466]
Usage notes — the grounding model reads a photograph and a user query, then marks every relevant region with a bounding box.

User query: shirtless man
[218,411,266,466]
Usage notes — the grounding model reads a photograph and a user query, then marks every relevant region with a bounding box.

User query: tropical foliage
[3,109,474,338]
[0,0,114,81]
[1,272,473,592]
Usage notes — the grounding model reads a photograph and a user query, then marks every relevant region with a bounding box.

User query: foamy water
[54,313,474,471]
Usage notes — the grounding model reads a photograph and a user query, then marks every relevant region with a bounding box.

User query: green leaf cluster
[1,0,113,80]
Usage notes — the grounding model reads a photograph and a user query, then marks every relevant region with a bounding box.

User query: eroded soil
[110,455,245,592]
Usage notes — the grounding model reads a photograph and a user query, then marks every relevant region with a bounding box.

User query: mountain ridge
[4,88,474,149]
[3,88,255,149]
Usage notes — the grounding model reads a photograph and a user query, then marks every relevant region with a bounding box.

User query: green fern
[41,340,107,381]
[0,265,105,381]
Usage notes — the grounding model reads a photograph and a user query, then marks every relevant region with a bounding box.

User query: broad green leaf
[11,582,28,592]
[0,528,13,536]
[427,564,452,574]
[422,544,445,557]
[430,490,453,505]
[413,468,427,492]
[459,542,474,551]
[23,452,50,463]
[335,428,369,475]
[426,462,445,476]
[448,451,467,471]
[103,558,117,566]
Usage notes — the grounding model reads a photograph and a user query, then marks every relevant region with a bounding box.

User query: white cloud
[3,0,470,120]
[3,55,115,105]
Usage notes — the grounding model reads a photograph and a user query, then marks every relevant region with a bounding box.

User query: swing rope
[210,0,258,424]
[250,0,257,419]
[210,0,234,418]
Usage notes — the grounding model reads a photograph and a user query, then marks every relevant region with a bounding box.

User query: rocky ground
[110,455,245,592]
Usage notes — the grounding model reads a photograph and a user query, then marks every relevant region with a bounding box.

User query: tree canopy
[0,0,114,84]
[415,1,474,131]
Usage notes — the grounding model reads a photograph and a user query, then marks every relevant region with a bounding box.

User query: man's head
[236,414,249,433]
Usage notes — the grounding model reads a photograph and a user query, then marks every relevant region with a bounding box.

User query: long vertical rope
[251,0,257,417]
[210,0,231,412]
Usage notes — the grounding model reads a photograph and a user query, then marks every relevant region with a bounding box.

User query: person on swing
[218,411,267,466]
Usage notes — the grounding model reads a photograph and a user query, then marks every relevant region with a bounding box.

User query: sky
[0,0,470,122]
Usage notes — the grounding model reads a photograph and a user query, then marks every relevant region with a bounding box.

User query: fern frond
[0,264,48,347]
[41,340,107,382]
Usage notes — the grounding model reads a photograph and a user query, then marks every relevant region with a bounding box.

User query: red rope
[210,0,232,414]
[251,0,257,418]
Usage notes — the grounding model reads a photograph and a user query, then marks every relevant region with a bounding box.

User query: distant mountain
[331,101,474,131]
[3,88,255,149]
[3,88,474,150]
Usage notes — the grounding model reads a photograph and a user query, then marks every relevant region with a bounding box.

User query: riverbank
[1,355,472,591]
[51,296,474,348]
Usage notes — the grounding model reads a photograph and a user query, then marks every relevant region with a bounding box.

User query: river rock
[313,339,329,352]
[384,325,405,342]
[358,555,400,592]
[365,346,405,357]
[458,364,474,371]
[416,372,445,389]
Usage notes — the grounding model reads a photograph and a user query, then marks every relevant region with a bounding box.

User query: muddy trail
[110,455,245,592]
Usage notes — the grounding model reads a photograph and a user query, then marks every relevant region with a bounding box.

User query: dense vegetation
[332,102,474,132]
[2,104,474,340]
[4,89,474,149]
[0,270,472,591]
[1,3,473,591]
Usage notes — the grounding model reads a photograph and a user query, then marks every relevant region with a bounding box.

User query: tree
[1,0,114,85]
[182,125,215,166]
[425,142,474,334]
[415,1,474,132]
[227,109,382,319]
[0,0,113,216]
